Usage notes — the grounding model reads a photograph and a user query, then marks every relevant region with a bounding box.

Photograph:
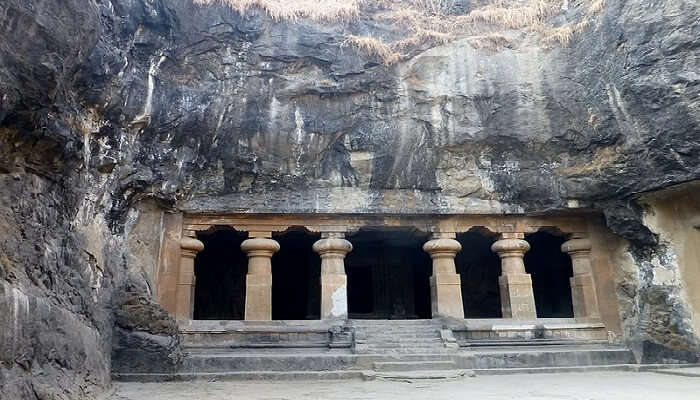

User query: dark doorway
[345,229,432,319]
[455,229,502,318]
[524,231,574,318]
[194,228,247,320]
[271,229,321,320]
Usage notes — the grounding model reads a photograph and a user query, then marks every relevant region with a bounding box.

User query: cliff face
[1,0,699,398]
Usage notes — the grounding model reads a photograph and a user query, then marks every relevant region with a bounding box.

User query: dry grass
[541,0,606,45]
[193,0,364,22]
[341,35,401,65]
[195,0,607,64]
[462,0,559,29]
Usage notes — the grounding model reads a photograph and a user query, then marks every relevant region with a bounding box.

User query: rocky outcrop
[1,0,699,398]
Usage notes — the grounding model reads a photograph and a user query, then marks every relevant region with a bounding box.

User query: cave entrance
[271,228,321,320]
[525,231,574,318]
[456,228,502,318]
[345,229,432,319]
[194,228,247,320]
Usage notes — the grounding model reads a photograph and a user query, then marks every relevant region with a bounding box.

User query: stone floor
[113,371,700,399]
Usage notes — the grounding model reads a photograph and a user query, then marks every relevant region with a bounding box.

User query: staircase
[350,319,451,354]
[349,319,469,380]
[112,319,649,382]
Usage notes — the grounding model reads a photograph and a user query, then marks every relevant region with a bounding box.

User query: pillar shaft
[174,237,204,320]
[423,236,464,319]
[241,237,280,321]
[562,237,601,319]
[313,234,352,320]
[491,235,537,319]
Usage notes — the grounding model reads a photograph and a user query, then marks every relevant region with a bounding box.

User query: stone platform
[112,319,651,382]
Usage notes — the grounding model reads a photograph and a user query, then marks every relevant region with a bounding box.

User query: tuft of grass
[195,0,607,64]
[193,0,364,22]
[341,34,401,65]
[540,0,606,45]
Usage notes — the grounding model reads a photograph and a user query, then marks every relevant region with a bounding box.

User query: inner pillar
[423,233,465,319]
[562,235,601,319]
[241,234,280,321]
[174,236,204,320]
[491,233,537,319]
[313,232,353,320]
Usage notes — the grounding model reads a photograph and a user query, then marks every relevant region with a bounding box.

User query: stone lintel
[498,232,525,240]
[248,231,272,238]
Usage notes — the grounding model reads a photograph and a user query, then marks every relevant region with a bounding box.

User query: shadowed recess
[194,228,248,320]
[525,231,574,318]
[271,229,321,320]
[345,229,432,319]
[456,230,502,318]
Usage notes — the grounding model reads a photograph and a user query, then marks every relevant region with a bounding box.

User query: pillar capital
[313,237,353,257]
[423,238,461,259]
[491,237,530,257]
[180,237,204,258]
[561,237,592,257]
[241,237,280,259]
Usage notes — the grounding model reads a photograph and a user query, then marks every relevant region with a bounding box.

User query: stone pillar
[423,234,465,319]
[561,235,601,319]
[491,233,537,319]
[174,236,204,320]
[241,235,280,321]
[313,233,353,320]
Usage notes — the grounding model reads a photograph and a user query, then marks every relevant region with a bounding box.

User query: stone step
[364,338,442,344]
[114,370,364,382]
[360,347,452,354]
[349,319,435,324]
[467,339,609,347]
[373,360,456,372]
[357,328,440,332]
[363,369,473,381]
[362,329,441,335]
[363,343,444,349]
[115,344,641,381]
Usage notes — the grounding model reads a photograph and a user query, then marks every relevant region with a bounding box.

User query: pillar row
[561,236,601,319]
[491,233,537,319]
[423,235,465,319]
[174,236,204,320]
[241,236,280,321]
[313,233,352,320]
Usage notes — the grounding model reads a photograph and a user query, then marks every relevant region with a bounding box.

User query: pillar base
[245,273,272,321]
[321,273,348,319]
[499,273,537,319]
[570,274,601,319]
[430,273,465,319]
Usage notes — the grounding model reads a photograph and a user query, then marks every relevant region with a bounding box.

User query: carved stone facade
[152,212,621,340]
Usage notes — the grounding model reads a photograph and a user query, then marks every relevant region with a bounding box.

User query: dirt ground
[113,371,700,399]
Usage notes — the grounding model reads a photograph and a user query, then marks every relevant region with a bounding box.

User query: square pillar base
[570,275,600,319]
[245,273,272,320]
[430,273,465,319]
[499,273,537,319]
[321,273,347,319]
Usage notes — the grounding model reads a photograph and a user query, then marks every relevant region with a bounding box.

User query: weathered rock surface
[0,0,699,398]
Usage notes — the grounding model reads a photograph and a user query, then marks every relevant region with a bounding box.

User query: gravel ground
[113,371,700,399]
